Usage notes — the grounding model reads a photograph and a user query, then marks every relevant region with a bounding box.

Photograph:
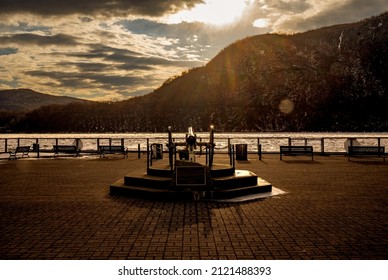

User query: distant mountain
[0,89,90,112]
[6,13,388,132]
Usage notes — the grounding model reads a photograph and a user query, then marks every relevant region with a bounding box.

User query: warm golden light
[279,99,295,114]
[252,18,270,28]
[167,0,248,26]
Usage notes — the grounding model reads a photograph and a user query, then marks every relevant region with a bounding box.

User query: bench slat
[348,146,385,161]
[280,145,313,160]
[98,145,128,158]
[53,145,79,157]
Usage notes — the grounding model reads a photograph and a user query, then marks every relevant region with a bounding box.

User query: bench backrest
[53,145,77,152]
[16,146,30,152]
[99,145,124,152]
[280,146,313,152]
[348,146,384,153]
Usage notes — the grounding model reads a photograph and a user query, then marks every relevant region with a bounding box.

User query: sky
[0,0,386,101]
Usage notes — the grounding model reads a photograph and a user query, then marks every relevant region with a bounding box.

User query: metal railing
[1,135,388,159]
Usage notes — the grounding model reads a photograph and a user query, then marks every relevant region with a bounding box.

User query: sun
[253,18,270,28]
[167,0,248,26]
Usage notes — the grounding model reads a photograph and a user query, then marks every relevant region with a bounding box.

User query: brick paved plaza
[0,154,387,259]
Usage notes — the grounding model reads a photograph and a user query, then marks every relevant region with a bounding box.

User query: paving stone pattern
[0,154,387,259]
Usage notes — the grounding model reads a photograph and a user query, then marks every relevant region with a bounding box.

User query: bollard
[235,144,248,160]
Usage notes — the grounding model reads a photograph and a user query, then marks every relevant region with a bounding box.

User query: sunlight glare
[252,18,270,28]
[168,0,249,26]
[279,99,295,114]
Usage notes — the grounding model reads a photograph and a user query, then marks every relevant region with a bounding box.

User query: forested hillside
[0,89,90,132]
[3,13,387,132]
[0,89,90,111]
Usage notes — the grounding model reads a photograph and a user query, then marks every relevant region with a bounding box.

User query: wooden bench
[53,145,79,157]
[8,146,30,160]
[280,145,313,160]
[98,145,128,158]
[348,146,385,161]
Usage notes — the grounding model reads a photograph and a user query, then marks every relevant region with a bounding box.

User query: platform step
[210,165,235,177]
[147,166,173,177]
[111,179,192,200]
[124,173,172,189]
[210,178,272,199]
[212,170,258,188]
[111,177,272,201]
[147,164,235,178]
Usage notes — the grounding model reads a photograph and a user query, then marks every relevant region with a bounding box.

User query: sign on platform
[175,166,206,186]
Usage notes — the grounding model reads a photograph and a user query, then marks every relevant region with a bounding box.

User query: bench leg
[8,153,16,160]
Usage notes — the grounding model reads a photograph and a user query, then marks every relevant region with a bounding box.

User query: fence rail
[1,135,388,159]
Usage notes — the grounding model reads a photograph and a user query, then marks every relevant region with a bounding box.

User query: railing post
[321,138,325,155]
[5,139,7,153]
[146,138,150,168]
[75,138,79,150]
[257,138,262,160]
[232,145,235,168]
[288,137,292,146]
[36,138,40,158]
[209,145,213,169]
[228,145,230,165]
[378,138,381,147]
[199,137,202,155]
[138,143,141,159]
[170,146,175,172]
[174,145,177,163]
[205,145,208,165]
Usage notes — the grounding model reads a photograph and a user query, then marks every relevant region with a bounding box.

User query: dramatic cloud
[0,0,386,101]
[0,33,79,46]
[260,0,388,32]
[0,0,205,17]
[0,47,18,56]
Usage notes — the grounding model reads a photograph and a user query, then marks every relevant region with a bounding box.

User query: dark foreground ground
[0,154,387,259]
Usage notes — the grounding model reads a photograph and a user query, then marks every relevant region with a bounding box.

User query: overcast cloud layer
[0,0,386,101]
